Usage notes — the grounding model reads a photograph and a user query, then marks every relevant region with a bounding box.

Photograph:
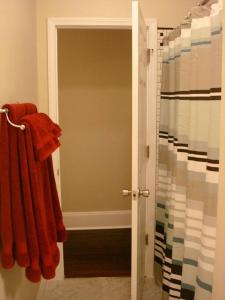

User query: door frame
[47,17,157,283]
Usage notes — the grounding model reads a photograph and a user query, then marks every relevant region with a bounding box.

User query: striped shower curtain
[154,1,223,300]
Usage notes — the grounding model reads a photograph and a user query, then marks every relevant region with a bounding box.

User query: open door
[122,1,149,299]
[131,1,149,299]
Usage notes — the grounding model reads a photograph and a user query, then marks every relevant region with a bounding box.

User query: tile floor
[41,277,162,300]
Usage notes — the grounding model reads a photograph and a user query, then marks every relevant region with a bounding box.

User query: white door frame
[47,17,157,282]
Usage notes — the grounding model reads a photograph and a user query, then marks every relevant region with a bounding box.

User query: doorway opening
[57,28,132,278]
[47,15,158,300]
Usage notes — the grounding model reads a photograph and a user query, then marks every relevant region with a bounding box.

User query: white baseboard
[63,210,131,230]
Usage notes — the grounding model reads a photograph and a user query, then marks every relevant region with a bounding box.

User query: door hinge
[57,168,60,176]
[147,48,154,64]
[146,145,150,158]
[145,233,149,246]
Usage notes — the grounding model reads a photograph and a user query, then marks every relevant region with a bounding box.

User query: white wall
[0,1,39,299]
[36,0,197,112]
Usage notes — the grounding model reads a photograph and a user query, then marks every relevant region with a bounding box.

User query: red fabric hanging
[0,111,14,269]
[21,113,61,162]
[0,103,67,282]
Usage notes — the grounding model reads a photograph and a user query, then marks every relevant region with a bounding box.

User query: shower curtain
[154,1,223,300]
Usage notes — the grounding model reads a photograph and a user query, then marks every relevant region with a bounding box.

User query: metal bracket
[0,108,25,130]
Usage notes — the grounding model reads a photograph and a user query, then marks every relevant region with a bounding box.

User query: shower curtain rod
[0,108,25,130]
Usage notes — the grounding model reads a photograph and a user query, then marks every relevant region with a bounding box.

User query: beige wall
[212,1,225,299]
[0,0,37,104]
[36,0,197,113]
[58,29,132,212]
[0,1,39,300]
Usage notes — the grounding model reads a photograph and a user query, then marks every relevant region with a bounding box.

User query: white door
[130,1,149,299]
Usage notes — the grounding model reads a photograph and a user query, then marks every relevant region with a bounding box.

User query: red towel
[23,125,56,279]
[0,103,66,282]
[0,103,37,268]
[18,128,41,282]
[21,113,67,243]
[21,113,61,162]
[0,112,14,268]
[20,112,67,279]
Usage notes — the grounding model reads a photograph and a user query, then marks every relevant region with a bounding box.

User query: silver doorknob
[122,189,132,196]
[139,189,150,197]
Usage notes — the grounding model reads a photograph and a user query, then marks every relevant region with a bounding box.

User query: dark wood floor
[63,228,131,278]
